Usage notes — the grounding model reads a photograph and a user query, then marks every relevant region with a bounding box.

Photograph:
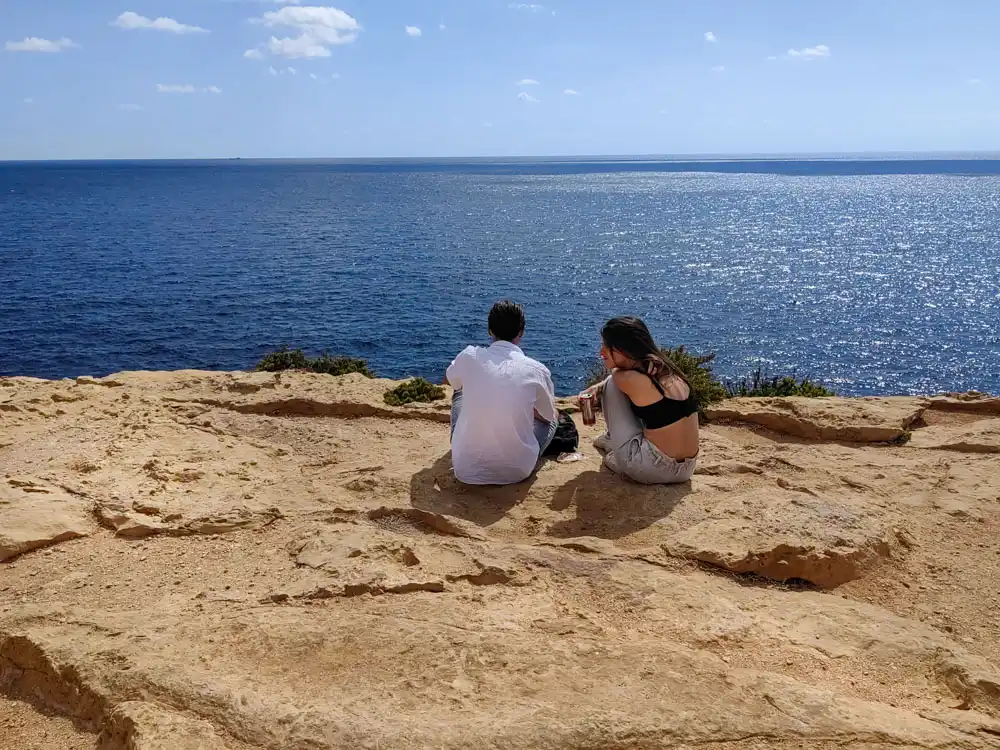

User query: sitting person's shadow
[546,469,692,540]
[409,452,692,539]
[409,452,540,527]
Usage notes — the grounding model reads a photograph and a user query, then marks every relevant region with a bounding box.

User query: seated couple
[445,300,699,486]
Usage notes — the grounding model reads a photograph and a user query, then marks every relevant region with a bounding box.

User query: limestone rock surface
[0,476,92,561]
[706,396,927,442]
[2,370,999,749]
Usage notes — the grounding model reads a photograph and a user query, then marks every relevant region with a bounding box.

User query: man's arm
[533,369,558,423]
[445,349,470,390]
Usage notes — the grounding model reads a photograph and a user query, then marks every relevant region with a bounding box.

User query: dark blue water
[2,158,998,396]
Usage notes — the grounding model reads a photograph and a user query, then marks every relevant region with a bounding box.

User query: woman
[581,317,699,484]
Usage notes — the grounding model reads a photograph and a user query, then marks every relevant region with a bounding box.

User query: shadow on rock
[547,470,691,540]
[409,452,540,527]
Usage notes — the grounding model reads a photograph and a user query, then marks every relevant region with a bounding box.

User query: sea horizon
[5,150,1000,164]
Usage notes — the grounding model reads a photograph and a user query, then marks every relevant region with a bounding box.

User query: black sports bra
[628,373,698,429]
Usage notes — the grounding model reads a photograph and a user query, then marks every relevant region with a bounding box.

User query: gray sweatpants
[599,376,697,485]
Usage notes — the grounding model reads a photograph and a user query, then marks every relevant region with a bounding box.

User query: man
[445,300,558,485]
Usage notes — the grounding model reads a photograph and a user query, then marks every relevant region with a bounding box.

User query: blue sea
[1,157,998,396]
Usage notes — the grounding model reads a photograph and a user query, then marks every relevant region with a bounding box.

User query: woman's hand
[580,376,608,400]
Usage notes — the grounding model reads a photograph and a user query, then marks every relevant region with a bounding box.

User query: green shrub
[663,346,728,406]
[255,348,374,378]
[585,346,727,422]
[309,353,374,378]
[384,378,446,407]
[256,347,311,372]
[724,366,835,398]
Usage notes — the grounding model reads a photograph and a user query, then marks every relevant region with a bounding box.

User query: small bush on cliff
[384,378,446,406]
[256,347,311,372]
[725,366,835,398]
[309,353,374,378]
[585,346,728,416]
[255,348,374,378]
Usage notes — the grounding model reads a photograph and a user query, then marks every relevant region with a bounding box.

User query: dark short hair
[488,300,526,342]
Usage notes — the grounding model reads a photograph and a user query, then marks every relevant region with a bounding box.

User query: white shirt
[446,341,557,485]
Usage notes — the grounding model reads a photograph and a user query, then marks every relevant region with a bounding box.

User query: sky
[2,0,1000,159]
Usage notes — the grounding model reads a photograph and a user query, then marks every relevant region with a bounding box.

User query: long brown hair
[601,317,689,383]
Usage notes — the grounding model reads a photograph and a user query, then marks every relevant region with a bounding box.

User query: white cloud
[563,88,579,95]
[517,91,539,103]
[405,26,422,37]
[331,72,341,79]
[113,12,208,34]
[309,72,318,79]
[156,84,221,94]
[266,36,330,57]
[509,3,546,11]
[968,78,983,85]
[244,48,265,59]
[484,122,493,128]
[119,103,143,111]
[5,37,78,53]
[704,31,716,43]
[711,65,726,73]
[439,23,447,31]
[269,66,279,75]
[286,66,297,75]
[766,55,778,61]
[785,44,830,59]
[259,4,359,37]
[248,5,361,59]
[517,78,540,86]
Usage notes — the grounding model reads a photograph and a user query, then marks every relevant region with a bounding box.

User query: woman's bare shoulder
[611,368,647,394]
[611,368,644,385]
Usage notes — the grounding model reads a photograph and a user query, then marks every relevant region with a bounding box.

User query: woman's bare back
[645,375,699,460]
